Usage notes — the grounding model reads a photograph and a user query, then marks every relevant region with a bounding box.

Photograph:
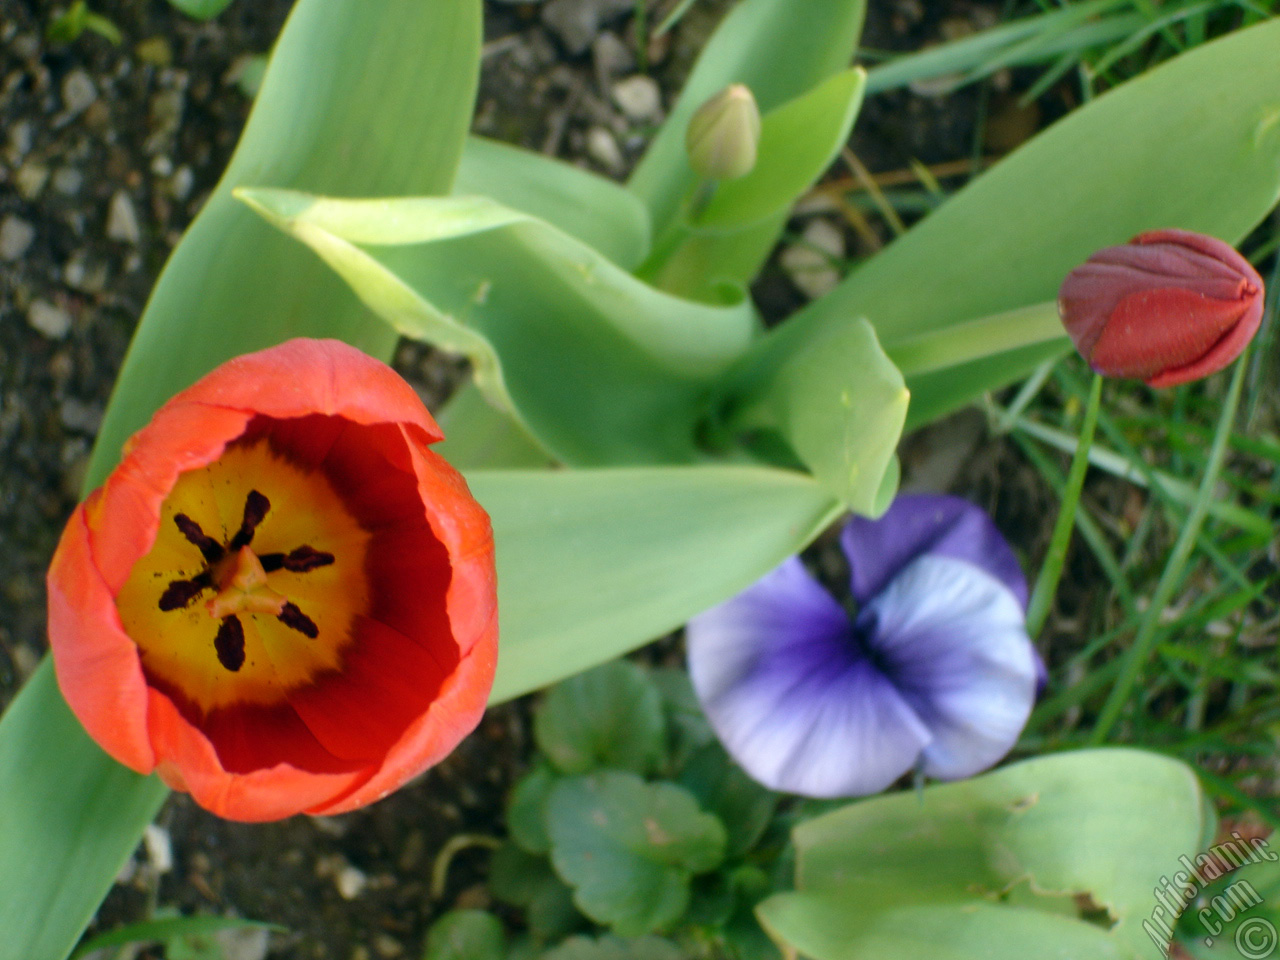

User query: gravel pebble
[781,217,846,299]
[335,863,368,900]
[611,73,661,121]
[0,215,35,260]
[586,125,624,174]
[26,299,72,339]
[542,0,634,55]
[60,398,104,435]
[106,190,142,244]
[52,166,83,195]
[61,69,97,114]
[14,162,48,200]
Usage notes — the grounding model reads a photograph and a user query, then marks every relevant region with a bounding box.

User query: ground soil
[1,1,1073,957]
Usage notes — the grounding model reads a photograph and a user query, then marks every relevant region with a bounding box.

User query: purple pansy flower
[685,494,1039,798]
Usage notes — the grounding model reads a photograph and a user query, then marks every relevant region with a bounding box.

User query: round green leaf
[547,772,727,936]
[423,910,506,960]
[534,663,667,777]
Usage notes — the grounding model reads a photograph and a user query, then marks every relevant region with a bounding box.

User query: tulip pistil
[155,491,335,672]
[116,436,372,709]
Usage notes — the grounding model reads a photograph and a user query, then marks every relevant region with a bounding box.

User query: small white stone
[106,189,141,244]
[52,166,83,195]
[62,69,97,114]
[216,926,271,960]
[335,863,368,900]
[611,74,661,122]
[60,398,103,435]
[170,165,194,200]
[0,215,35,260]
[143,823,174,874]
[14,163,48,200]
[780,218,846,300]
[27,299,72,339]
[585,125,624,174]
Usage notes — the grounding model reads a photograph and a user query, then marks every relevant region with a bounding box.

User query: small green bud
[685,84,761,181]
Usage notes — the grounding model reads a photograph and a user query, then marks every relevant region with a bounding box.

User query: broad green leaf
[534,662,667,777]
[423,910,507,960]
[489,843,583,943]
[792,16,1280,419]
[0,664,168,960]
[757,749,1205,960]
[73,915,285,959]
[723,318,908,513]
[455,136,651,270]
[0,3,482,957]
[645,70,866,299]
[89,0,480,488]
[547,772,726,936]
[650,668,716,772]
[629,0,865,236]
[472,466,840,703]
[541,935,685,960]
[508,764,558,855]
[677,744,778,859]
[693,70,866,232]
[241,189,757,466]
[165,0,236,20]
[1175,857,1280,959]
[435,382,556,471]
[863,0,1140,95]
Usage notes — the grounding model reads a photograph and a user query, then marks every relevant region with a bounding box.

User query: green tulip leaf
[239,188,757,466]
[534,662,667,777]
[628,0,865,237]
[471,466,840,703]
[756,749,1206,960]
[547,772,727,936]
[724,317,908,513]
[692,69,866,232]
[0,4,482,957]
[455,136,650,270]
[794,16,1280,422]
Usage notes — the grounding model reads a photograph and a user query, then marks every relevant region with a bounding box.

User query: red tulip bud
[1057,229,1264,388]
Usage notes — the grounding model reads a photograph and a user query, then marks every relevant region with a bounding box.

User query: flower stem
[883,300,1067,377]
[1025,371,1102,639]
[1090,355,1248,744]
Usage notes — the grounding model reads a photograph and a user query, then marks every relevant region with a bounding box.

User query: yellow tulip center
[116,437,371,713]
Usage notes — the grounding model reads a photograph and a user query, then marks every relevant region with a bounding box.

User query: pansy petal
[860,554,1037,781]
[687,558,932,797]
[841,494,1028,608]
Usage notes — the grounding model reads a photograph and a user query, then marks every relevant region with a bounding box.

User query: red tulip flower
[47,339,498,821]
[1058,229,1265,388]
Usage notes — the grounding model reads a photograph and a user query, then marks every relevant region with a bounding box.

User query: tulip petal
[687,558,932,797]
[167,339,443,444]
[145,689,371,822]
[841,494,1028,608]
[861,554,1036,781]
[46,500,156,773]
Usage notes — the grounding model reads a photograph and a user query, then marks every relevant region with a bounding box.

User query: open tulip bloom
[46,339,498,821]
[686,495,1039,798]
